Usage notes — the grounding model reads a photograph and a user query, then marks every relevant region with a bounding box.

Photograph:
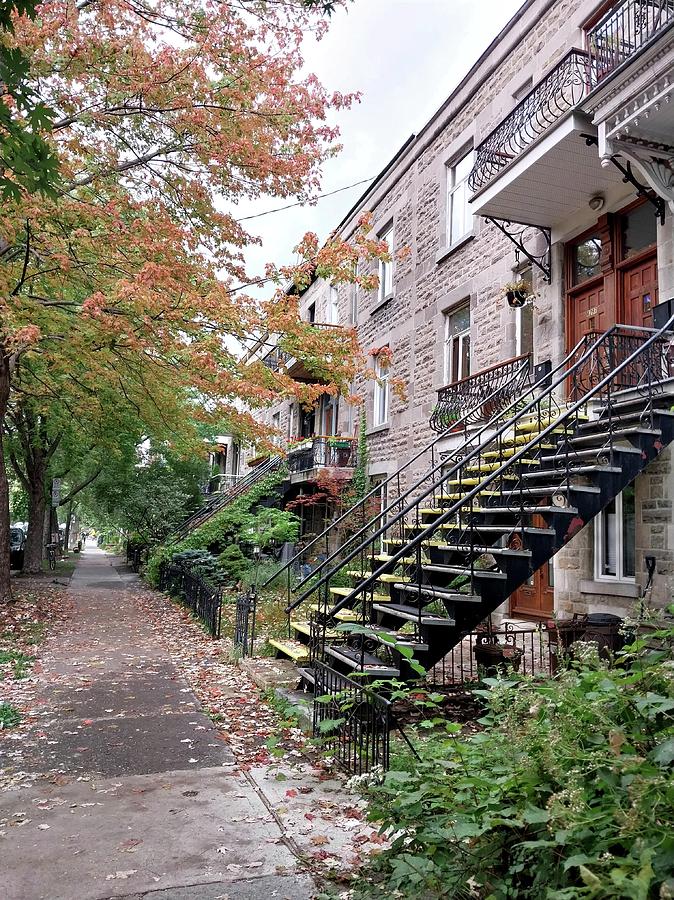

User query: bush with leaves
[352,614,674,900]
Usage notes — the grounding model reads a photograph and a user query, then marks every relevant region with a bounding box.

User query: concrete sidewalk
[0,549,315,900]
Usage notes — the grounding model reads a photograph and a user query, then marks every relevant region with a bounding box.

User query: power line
[235,176,374,222]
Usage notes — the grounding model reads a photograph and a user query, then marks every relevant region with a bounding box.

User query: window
[307,302,316,323]
[447,150,474,247]
[443,304,471,384]
[515,267,534,357]
[328,286,339,325]
[573,234,602,284]
[595,486,636,581]
[350,281,358,325]
[373,354,390,426]
[621,203,657,259]
[379,225,394,302]
[271,411,281,446]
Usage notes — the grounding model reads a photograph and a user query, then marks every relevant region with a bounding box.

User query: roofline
[335,0,562,236]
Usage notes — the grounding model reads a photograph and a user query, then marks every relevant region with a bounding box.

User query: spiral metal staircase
[267,316,674,688]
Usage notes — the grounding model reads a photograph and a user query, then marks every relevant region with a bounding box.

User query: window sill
[580,579,639,599]
[370,293,394,315]
[366,423,390,436]
[435,232,475,265]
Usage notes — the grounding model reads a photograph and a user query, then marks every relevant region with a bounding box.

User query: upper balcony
[469,1,674,228]
[287,435,357,480]
[261,322,343,382]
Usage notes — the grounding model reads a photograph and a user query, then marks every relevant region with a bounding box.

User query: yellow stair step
[483,444,555,458]
[308,604,360,622]
[346,570,411,584]
[329,586,390,603]
[291,620,338,639]
[268,638,309,662]
[465,460,539,473]
[374,554,417,564]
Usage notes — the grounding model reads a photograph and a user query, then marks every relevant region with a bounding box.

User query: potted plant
[499,279,535,308]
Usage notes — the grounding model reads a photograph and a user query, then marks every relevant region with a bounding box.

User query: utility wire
[235,176,374,222]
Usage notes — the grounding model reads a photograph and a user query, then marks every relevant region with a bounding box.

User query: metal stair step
[521,465,623,480]
[349,624,429,651]
[296,666,316,686]
[465,459,541,474]
[446,475,517,487]
[329,586,391,603]
[392,583,481,603]
[291,621,338,639]
[308,605,360,622]
[595,407,674,424]
[374,554,417,564]
[372,602,456,626]
[324,644,400,677]
[496,484,601,498]
[435,544,532,557]
[482,442,556,457]
[473,505,579,515]
[568,427,661,447]
[540,446,642,463]
[422,564,507,580]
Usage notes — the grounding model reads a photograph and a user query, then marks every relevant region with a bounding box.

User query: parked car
[10,526,26,569]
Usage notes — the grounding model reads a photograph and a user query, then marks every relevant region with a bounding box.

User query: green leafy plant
[0,703,21,728]
[352,612,674,899]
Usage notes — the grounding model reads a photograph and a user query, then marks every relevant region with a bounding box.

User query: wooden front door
[568,278,609,344]
[510,515,554,619]
[619,251,658,329]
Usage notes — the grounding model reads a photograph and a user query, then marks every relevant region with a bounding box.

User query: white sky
[235,0,524,292]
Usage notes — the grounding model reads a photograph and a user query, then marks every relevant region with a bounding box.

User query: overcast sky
[235,0,524,290]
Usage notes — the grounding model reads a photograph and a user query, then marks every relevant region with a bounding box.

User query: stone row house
[236,0,674,625]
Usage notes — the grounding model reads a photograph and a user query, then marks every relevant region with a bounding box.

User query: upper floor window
[271,411,281,446]
[329,286,339,324]
[379,225,394,302]
[373,353,390,426]
[350,281,358,325]
[447,150,474,247]
[307,301,316,323]
[443,304,471,385]
[573,234,602,285]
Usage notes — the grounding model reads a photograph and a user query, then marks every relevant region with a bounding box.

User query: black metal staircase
[269,318,674,687]
[171,455,283,542]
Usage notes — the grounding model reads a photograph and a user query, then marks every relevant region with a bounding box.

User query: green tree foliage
[354,619,674,899]
[0,0,58,199]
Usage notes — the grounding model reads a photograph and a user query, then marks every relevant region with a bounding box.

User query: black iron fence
[426,623,554,687]
[430,353,532,432]
[588,0,674,84]
[158,562,223,638]
[126,541,148,573]
[234,590,257,657]
[313,661,391,775]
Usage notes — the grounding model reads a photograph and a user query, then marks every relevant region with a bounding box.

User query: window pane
[622,204,657,259]
[454,151,472,183]
[447,304,470,336]
[574,236,602,284]
[622,486,636,577]
[450,181,466,245]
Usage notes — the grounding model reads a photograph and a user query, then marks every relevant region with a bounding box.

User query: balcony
[261,323,343,382]
[469,2,674,226]
[287,436,357,476]
[430,354,532,434]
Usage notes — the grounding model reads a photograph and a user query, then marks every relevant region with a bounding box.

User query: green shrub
[0,703,21,728]
[217,545,251,584]
[354,616,674,899]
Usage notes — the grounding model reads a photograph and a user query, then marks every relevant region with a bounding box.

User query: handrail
[302,316,673,617]
[265,355,532,594]
[321,313,674,619]
[435,352,530,395]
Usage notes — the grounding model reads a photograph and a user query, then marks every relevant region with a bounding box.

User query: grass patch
[0,649,34,679]
[0,703,21,728]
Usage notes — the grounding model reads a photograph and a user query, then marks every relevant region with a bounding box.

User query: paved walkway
[0,549,315,900]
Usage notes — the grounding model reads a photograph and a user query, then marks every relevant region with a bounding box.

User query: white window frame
[514,266,534,358]
[443,305,471,385]
[379,225,394,302]
[594,490,636,582]
[446,149,474,248]
[328,286,339,325]
[271,411,281,446]
[350,281,358,325]
[373,355,390,427]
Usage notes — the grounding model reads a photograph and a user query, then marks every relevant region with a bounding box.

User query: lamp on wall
[588,193,605,212]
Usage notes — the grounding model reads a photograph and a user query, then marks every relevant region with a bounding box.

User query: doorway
[509,514,554,619]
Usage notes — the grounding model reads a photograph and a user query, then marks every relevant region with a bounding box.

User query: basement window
[594,486,636,581]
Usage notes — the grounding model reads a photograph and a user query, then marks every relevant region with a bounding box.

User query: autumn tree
[0,0,392,598]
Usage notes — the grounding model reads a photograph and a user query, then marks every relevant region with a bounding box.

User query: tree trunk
[0,356,12,601]
[23,469,47,575]
[64,500,74,553]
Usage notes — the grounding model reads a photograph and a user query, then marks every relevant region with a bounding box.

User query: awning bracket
[484,217,552,283]
[583,134,666,226]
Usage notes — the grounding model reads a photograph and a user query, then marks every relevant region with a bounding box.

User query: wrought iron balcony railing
[430,353,532,433]
[287,435,357,473]
[588,0,674,85]
[469,49,592,193]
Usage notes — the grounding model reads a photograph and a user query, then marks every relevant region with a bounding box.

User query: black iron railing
[431,353,532,432]
[313,661,390,775]
[569,327,671,400]
[287,436,357,473]
[234,590,257,657]
[589,0,674,84]
[158,562,223,638]
[469,49,592,193]
[126,540,147,573]
[172,455,283,541]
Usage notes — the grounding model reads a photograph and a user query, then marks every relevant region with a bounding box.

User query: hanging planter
[499,280,535,309]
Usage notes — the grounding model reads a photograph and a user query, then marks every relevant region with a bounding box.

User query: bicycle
[46,542,58,571]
